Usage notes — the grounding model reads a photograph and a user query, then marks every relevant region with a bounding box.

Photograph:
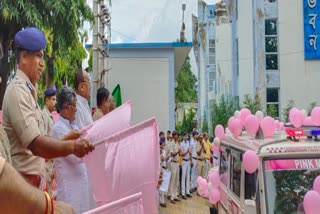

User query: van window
[245,171,261,214]
[231,155,241,198]
[219,150,229,186]
[264,158,320,213]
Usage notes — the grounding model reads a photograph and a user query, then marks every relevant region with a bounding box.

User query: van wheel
[210,206,218,214]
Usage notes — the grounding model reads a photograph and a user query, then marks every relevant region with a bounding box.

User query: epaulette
[26,81,34,92]
[14,76,22,84]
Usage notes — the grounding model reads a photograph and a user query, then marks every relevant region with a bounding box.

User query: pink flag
[84,118,160,214]
[81,101,132,142]
[51,111,59,122]
[83,192,144,214]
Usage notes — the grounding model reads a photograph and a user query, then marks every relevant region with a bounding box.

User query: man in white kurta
[52,116,91,214]
[73,69,96,209]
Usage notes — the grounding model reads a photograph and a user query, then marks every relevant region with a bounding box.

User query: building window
[209,71,215,92]
[267,88,279,118]
[209,39,215,65]
[265,19,278,71]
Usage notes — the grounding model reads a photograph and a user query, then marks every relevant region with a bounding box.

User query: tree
[307,101,317,115]
[0,1,93,108]
[267,104,278,119]
[175,108,196,134]
[175,56,197,103]
[211,96,239,132]
[241,93,262,114]
[282,99,295,122]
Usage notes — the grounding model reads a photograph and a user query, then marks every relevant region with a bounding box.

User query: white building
[105,42,192,132]
[214,0,320,119]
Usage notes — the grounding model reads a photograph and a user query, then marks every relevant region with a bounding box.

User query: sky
[85,0,220,74]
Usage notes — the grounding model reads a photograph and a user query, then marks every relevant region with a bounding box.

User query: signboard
[304,0,320,59]
[265,159,320,171]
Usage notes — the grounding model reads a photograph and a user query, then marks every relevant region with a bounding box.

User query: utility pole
[92,0,112,108]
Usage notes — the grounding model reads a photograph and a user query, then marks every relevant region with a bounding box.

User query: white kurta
[75,94,93,130]
[52,117,90,214]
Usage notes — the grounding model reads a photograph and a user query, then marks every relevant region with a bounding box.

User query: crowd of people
[0,27,115,213]
[157,130,217,208]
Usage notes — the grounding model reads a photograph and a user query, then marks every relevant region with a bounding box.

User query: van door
[218,147,229,213]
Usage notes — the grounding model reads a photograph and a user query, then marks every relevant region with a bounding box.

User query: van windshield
[264,158,320,214]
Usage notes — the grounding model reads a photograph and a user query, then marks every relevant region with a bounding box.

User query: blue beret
[44,88,56,97]
[192,131,199,136]
[183,131,188,136]
[172,131,177,136]
[14,27,47,52]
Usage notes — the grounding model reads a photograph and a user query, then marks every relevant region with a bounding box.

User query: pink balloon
[242,150,259,174]
[197,176,203,186]
[303,190,320,214]
[289,108,299,123]
[230,119,242,137]
[240,108,251,127]
[313,176,320,194]
[51,111,60,122]
[290,110,304,128]
[209,171,220,188]
[208,188,221,204]
[311,107,320,126]
[260,116,275,138]
[203,187,209,198]
[245,115,259,135]
[304,116,314,126]
[228,117,235,133]
[215,125,225,139]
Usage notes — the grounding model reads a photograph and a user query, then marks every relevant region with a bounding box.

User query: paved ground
[159,194,211,214]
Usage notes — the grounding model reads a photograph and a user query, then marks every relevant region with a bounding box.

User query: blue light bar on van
[310,129,320,136]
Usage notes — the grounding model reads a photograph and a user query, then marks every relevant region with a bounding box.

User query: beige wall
[238,0,255,103]
[106,57,170,132]
[279,0,320,111]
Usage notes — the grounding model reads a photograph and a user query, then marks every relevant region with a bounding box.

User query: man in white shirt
[74,69,93,130]
[190,131,199,193]
[180,132,192,199]
[73,69,96,209]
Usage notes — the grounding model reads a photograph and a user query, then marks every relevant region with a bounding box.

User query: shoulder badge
[26,81,34,92]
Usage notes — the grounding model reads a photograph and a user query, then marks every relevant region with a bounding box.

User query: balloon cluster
[289,106,320,127]
[223,108,284,139]
[196,171,221,204]
[303,176,320,214]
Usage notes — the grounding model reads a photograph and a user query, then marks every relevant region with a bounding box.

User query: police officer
[43,86,57,136]
[42,86,57,196]
[2,27,94,188]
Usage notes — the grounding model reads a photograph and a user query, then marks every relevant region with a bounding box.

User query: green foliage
[175,56,198,103]
[175,108,196,133]
[308,101,317,115]
[0,0,94,107]
[282,99,295,122]
[88,48,93,73]
[241,93,262,114]
[211,96,239,131]
[267,104,278,119]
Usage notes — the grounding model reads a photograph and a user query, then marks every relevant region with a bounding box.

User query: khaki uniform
[0,156,5,175]
[0,127,12,164]
[203,139,212,178]
[2,69,46,179]
[42,106,55,196]
[92,108,104,121]
[197,142,206,178]
[168,140,179,200]
[42,106,54,136]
